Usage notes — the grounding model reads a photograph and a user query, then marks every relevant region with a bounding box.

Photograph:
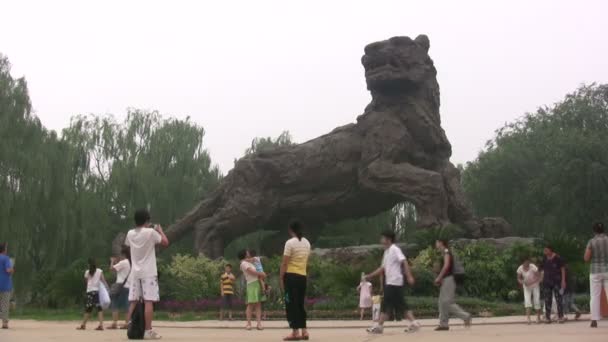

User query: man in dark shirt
[540,245,566,323]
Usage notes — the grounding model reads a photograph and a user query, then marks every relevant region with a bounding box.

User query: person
[280,220,311,341]
[516,257,541,324]
[247,249,270,319]
[239,249,266,331]
[220,264,235,321]
[357,273,373,320]
[364,231,420,334]
[562,262,581,320]
[539,245,566,324]
[109,246,131,329]
[0,243,14,329]
[125,208,169,340]
[434,239,472,331]
[584,222,608,328]
[77,258,109,331]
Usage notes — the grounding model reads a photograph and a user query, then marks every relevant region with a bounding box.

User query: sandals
[245,325,252,331]
[283,335,302,341]
[76,325,86,330]
[302,334,310,340]
[256,325,264,331]
[95,325,104,331]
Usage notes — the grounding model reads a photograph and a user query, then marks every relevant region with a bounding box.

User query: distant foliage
[244,130,294,155]
[0,54,222,299]
[463,84,608,236]
[160,255,224,301]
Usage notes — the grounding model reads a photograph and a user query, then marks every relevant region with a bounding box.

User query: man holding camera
[125,209,169,340]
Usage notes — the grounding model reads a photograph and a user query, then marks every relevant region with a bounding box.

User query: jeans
[590,272,608,321]
[543,284,563,319]
[438,276,470,327]
[284,273,307,329]
[0,291,11,324]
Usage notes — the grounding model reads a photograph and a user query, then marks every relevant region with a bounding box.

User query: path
[1,316,606,342]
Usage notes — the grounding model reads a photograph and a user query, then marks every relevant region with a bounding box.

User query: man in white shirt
[125,209,169,340]
[364,231,419,334]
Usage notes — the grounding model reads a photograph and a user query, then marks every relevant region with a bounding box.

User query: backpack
[127,281,145,340]
[450,252,466,284]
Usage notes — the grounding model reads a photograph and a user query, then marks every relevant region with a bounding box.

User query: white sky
[2,0,607,173]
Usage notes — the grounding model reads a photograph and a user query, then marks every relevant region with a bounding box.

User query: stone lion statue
[147,35,510,257]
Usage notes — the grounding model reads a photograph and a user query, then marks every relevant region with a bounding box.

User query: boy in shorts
[220,264,235,320]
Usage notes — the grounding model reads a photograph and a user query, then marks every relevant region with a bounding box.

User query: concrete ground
[1,315,606,341]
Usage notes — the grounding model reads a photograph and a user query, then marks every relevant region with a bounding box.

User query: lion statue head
[362,35,436,94]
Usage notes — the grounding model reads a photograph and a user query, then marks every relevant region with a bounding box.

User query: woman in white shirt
[77,258,109,331]
[108,246,131,329]
[517,257,541,324]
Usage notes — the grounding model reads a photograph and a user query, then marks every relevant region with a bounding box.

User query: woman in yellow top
[280,220,311,341]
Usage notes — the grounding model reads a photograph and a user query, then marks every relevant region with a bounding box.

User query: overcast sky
[2,0,607,173]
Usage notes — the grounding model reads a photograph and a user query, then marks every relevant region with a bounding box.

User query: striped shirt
[220,272,235,295]
[587,234,608,274]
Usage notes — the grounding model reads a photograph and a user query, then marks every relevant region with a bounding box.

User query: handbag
[99,283,111,310]
[127,280,146,340]
[110,262,131,297]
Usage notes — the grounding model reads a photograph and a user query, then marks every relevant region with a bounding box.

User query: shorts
[222,294,233,309]
[110,286,130,311]
[128,277,160,302]
[246,280,265,304]
[382,285,407,316]
[84,291,102,313]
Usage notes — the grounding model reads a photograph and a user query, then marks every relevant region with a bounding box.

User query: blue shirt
[0,255,13,292]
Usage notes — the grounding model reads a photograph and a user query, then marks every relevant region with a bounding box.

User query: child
[357,273,373,320]
[371,294,382,322]
[248,250,268,295]
[517,257,541,324]
[77,258,109,331]
[220,264,236,321]
[239,249,266,330]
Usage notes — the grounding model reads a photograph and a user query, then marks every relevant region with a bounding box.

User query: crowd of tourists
[0,214,606,340]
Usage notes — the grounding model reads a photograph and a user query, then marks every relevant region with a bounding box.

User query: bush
[159,254,224,301]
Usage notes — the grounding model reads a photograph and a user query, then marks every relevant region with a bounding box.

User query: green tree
[463,84,608,236]
[244,131,294,155]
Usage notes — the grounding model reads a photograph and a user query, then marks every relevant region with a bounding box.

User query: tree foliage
[0,54,221,299]
[463,84,608,235]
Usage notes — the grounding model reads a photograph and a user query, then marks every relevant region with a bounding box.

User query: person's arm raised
[155,225,170,247]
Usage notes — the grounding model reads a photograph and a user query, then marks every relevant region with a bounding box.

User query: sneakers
[366,325,384,334]
[406,322,421,333]
[434,326,449,331]
[144,330,162,340]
